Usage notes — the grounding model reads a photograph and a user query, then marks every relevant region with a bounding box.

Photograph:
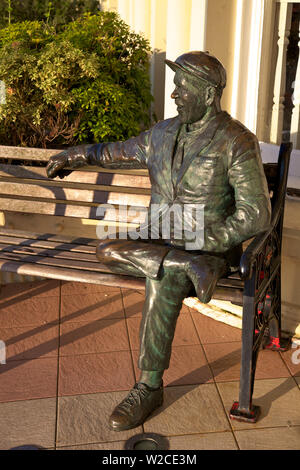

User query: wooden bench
[0,142,292,423]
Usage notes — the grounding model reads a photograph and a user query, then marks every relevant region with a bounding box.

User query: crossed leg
[96,239,193,370]
[96,238,227,430]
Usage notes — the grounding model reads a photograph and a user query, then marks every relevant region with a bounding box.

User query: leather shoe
[109,382,163,431]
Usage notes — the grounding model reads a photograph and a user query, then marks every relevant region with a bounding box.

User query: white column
[244,0,265,133]
[189,0,207,51]
[270,1,293,144]
[150,0,168,121]
[99,0,118,11]
[230,0,265,133]
[230,0,243,119]
[164,0,192,119]
[133,0,151,37]
[117,0,131,25]
[150,0,157,98]
[255,0,277,142]
[290,19,300,149]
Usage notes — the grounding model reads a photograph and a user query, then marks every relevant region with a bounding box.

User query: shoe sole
[109,398,164,432]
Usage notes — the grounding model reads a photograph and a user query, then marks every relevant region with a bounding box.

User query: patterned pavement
[0,280,299,450]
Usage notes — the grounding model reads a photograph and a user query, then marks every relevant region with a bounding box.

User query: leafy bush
[0,12,153,147]
[0,0,100,29]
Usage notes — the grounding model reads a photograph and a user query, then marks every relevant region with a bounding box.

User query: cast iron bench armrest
[239,142,292,281]
[239,191,286,281]
[239,228,273,281]
[239,205,282,281]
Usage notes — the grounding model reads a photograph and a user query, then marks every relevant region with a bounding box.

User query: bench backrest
[0,146,151,233]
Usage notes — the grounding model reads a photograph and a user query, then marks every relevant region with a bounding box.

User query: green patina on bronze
[46,51,271,430]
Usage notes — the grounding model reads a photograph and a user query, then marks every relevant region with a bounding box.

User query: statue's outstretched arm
[46,130,151,179]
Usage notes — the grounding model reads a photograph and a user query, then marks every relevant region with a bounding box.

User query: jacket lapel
[157,117,181,199]
[175,112,229,187]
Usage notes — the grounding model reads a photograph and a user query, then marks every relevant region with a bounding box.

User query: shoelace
[119,385,149,408]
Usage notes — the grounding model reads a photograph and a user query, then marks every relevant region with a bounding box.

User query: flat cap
[165,51,226,89]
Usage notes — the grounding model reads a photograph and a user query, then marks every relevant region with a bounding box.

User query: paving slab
[59,318,130,356]
[0,397,56,450]
[61,281,120,295]
[217,377,300,430]
[121,289,145,318]
[57,440,127,450]
[202,342,241,382]
[56,391,142,447]
[60,292,125,323]
[0,295,60,328]
[203,342,290,382]
[0,323,59,360]
[0,357,58,402]
[0,280,60,300]
[191,310,242,344]
[234,426,300,450]
[167,431,238,450]
[280,347,300,376]
[143,383,230,436]
[58,351,135,396]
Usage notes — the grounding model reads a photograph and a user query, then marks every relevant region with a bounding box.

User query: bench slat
[0,181,150,206]
[0,250,115,272]
[0,257,146,289]
[0,146,58,160]
[0,177,151,197]
[216,278,243,289]
[0,196,147,221]
[0,227,99,245]
[0,234,98,253]
[0,242,99,262]
[0,164,151,189]
[212,287,243,304]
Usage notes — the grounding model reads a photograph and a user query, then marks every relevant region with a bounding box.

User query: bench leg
[229,273,261,423]
[263,270,290,352]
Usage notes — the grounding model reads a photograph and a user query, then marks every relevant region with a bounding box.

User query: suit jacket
[85,111,271,256]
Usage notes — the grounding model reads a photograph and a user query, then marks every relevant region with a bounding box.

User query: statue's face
[171,70,210,124]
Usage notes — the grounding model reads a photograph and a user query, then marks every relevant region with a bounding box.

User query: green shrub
[0,12,153,147]
[0,0,100,29]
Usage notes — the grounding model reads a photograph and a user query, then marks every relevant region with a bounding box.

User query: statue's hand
[46,146,88,179]
[46,151,69,179]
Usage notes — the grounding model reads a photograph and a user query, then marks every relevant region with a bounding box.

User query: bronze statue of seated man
[46,51,271,431]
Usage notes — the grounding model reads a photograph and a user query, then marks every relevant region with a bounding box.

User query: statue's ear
[205,86,216,106]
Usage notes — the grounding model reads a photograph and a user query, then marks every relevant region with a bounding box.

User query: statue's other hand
[46,151,69,179]
[46,145,89,179]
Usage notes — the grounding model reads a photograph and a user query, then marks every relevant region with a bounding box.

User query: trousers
[96,239,228,371]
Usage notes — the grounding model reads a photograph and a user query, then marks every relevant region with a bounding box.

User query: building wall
[205,0,237,115]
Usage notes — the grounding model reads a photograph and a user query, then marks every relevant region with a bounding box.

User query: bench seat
[0,226,244,302]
